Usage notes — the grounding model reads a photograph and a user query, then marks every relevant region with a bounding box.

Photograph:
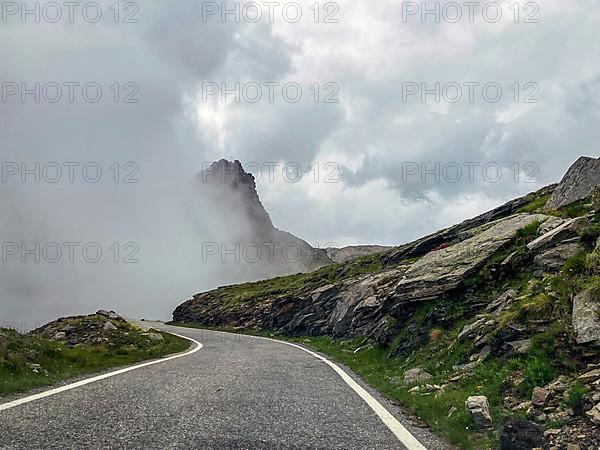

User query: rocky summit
[545,156,600,210]
[175,156,600,449]
[195,159,332,276]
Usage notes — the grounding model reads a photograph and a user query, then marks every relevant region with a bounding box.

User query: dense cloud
[1,0,599,325]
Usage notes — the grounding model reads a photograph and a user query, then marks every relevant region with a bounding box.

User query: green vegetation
[559,199,594,218]
[565,382,589,408]
[578,222,600,249]
[517,194,550,213]
[0,326,190,397]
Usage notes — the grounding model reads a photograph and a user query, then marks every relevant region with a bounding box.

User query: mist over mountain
[192,159,332,275]
[0,159,333,328]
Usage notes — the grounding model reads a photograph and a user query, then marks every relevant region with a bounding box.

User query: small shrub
[562,253,587,276]
[564,382,589,413]
[586,251,600,275]
[516,221,541,242]
[518,355,556,397]
[579,223,600,249]
[429,328,444,342]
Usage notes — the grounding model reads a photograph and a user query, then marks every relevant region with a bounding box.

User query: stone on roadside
[465,395,492,428]
[142,332,164,342]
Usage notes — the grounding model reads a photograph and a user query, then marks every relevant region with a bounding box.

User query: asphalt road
[0,324,451,450]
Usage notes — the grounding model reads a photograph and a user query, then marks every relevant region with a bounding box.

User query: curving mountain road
[0,324,450,450]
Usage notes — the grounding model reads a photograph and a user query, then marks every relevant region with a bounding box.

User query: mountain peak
[198,159,274,231]
[545,156,600,210]
[194,159,332,275]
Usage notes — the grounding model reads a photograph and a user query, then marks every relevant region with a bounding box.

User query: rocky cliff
[195,159,332,276]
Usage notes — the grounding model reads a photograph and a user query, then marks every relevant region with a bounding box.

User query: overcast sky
[1,0,599,325]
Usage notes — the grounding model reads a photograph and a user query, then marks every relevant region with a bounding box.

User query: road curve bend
[0,324,451,450]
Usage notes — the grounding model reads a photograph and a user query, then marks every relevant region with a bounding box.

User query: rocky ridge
[175,156,600,449]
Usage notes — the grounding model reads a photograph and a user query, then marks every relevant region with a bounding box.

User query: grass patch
[563,382,589,412]
[559,199,594,219]
[517,194,550,214]
[0,328,190,397]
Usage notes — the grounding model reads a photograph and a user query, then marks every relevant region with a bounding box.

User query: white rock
[465,395,492,428]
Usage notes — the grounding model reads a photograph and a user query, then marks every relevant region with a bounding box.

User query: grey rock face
[545,156,600,210]
[103,321,118,331]
[572,289,600,344]
[393,214,548,303]
[485,289,519,314]
[533,242,584,272]
[458,318,487,340]
[383,185,555,265]
[173,213,551,340]
[538,216,565,235]
[97,310,125,321]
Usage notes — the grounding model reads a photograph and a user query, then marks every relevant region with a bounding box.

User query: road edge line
[178,326,428,450]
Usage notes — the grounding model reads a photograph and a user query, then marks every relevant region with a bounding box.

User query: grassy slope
[0,324,190,397]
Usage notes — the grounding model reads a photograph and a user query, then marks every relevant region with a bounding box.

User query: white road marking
[0,332,202,412]
[194,328,428,450]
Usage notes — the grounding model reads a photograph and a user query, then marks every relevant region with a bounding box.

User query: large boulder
[585,403,600,425]
[394,214,548,303]
[533,242,584,272]
[572,289,600,344]
[531,387,550,406]
[465,395,493,428]
[545,156,600,210]
[527,217,584,251]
